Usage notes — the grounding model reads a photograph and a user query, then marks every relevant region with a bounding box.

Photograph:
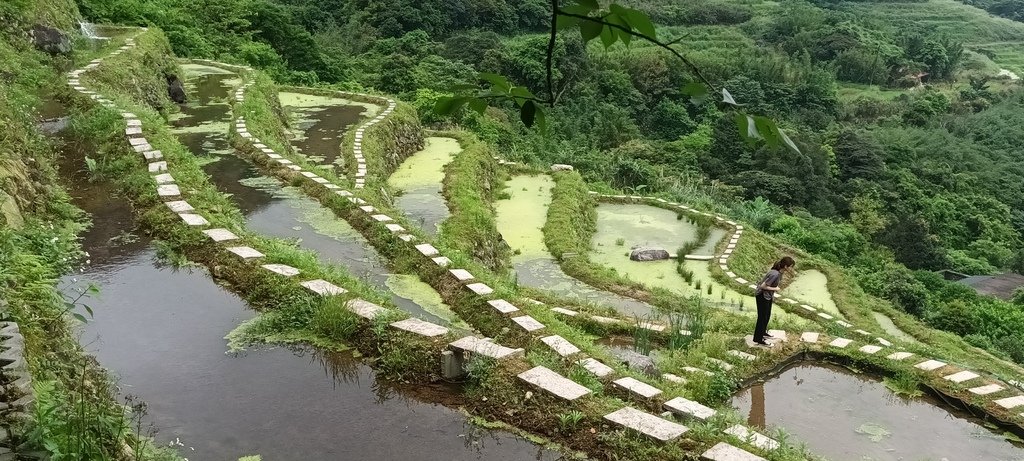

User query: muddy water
[872,312,919,343]
[387,137,459,236]
[733,363,1024,461]
[279,92,378,166]
[784,269,844,319]
[495,174,657,318]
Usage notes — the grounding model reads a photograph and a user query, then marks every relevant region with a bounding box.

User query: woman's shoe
[754,340,772,347]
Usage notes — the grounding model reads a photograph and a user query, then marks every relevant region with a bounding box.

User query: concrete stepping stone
[728,350,756,361]
[664,397,716,420]
[465,283,493,296]
[226,246,264,260]
[708,358,734,371]
[735,277,748,284]
[969,384,1004,395]
[165,201,194,213]
[995,395,1024,409]
[854,329,871,336]
[829,338,852,348]
[662,373,686,384]
[800,332,819,343]
[800,304,817,312]
[334,190,353,197]
[681,366,714,376]
[347,299,387,319]
[724,424,779,450]
[701,442,766,461]
[818,312,835,320]
[590,315,621,324]
[415,243,439,257]
[311,177,331,184]
[432,256,451,266]
[577,358,614,377]
[877,337,893,346]
[143,150,162,160]
[836,321,853,328]
[511,315,545,332]
[767,330,788,341]
[518,366,591,401]
[148,161,167,173]
[178,213,208,226]
[390,318,449,337]
[944,371,980,383]
[613,377,663,399]
[157,184,180,197]
[887,352,914,361]
[125,127,142,136]
[914,360,946,371]
[384,223,404,233]
[203,228,238,242]
[604,407,687,442]
[449,336,524,359]
[487,299,519,315]
[540,335,580,357]
[261,264,300,277]
[128,137,148,146]
[448,269,474,281]
[551,307,578,316]
[153,173,175,184]
[859,345,883,354]
[370,214,392,222]
[300,279,347,296]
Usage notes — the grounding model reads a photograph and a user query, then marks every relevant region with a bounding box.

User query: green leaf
[83,304,94,318]
[624,8,656,39]
[599,24,617,48]
[722,88,739,106]
[753,116,779,146]
[510,86,535,100]
[575,0,600,11]
[434,96,469,115]
[535,106,547,133]
[779,128,801,153]
[477,72,511,92]
[734,113,760,142]
[72,313,87,323]
[682,82,709,106]
[580,20,603,42]
[556,13,580,30]
[521,100,538,128]
[607,14,631,45]
[468,98,488,114]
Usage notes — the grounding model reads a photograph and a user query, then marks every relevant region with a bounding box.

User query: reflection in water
[733,363,1024,461]
[388,137,460,236]
[279,91,376,166]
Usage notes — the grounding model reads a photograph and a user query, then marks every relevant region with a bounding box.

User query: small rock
[629,247,671,261]
[525,391,533,400]
[166,73,187,103]
[551,164,574,172]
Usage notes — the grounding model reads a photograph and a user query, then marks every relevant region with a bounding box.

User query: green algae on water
[872,311,919,343]
[495,174,555,261]
[388,137,460,190]
[784,269,845,319]
[385,274,469,329]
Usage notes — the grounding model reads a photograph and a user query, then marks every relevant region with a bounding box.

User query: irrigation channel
[387,136,460,236]
[54,64,557,460]
[732,362,1024,461]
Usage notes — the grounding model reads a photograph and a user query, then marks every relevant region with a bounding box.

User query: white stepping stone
[129,137,148,146]
[995,396,1024,409]
[724,425,779,450]
[590,315,621,324]
[969,384,1004,395]
[287,165,301,171]
[300,279,347,296]
[385,223,405,233]
[261,264,300,277]
[311,177,330,184]
[836,321,853,328]
[943,371,980,383]
[148,161,167,172]
[415,244,439,257]
[518,366,591,401]
[540,335,580,357]
[449,336,524,359]
[800,332,819,343]
[432,256,452,267]
[915,360,946,371]
[708,358,734,371]
[682,367,714,376]
[818,312,834,320]
[637,322,666,332]
[662,373,686,384]
[511,315,545,332]
[465,283,493,296]
[855,329,871,336]
[156,184,180,197]
[153,173,174,184]
[578,358,614,377]
[203,228,238,242]
[800,304,817,312]
[487,299,519,315]
[449,269,474,281]
[334,190,353,197]
[701,442,767,461]
[613,377,663,399]
[604,407,687,442]
[664,397,716,420]
[735,277,748,284]
[359,205,376,213]
[179,213,208,226]
[859,345,883,354]
[390,318,449,337]
[142,150,162,160]
[829,338,852,348]
[887,352,914,361]
[226,246,264,260]
[125,119,141,127]
[347,299,387,319]
[165,201,193,213]
[551,307,578,316]
[728,350,756,361]
[301,172,318,178]
[877,338,892,347]
[125,127,142,136]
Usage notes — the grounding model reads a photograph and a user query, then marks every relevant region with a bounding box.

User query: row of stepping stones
[226,83,781,460]
[345,94,395,189]
[0,319,33,459]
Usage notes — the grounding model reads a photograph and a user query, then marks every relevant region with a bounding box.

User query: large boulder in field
[630,247,671,261]
[166,74,187,103]
[29,25,72,55]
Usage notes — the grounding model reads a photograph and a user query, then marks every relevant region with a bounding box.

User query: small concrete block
[540,335,581,357]
[385,223,405,233]
[127,136,147,146]
[518,366,592,401]
[465,283,493,296]
[662,373,686,384]
[887,352,914,361]
[153,173,175,184]
[877,337,893,347]
[969,384,1004,395]
[148,161,167,172]
[370,214,392,222]
[855,329,871,336]
[578,358,615,377]
[226,246,264,260]
[724,425,779,450]
[359,205,376,213]
[449,269,474,281]
[334,190,353,197]
[156,184,180,197]
[125,127,142,136]
[817,312,835,320]
[487,299,519,315]
[701,442,767,461]
[165,200,194,213]
[638,322,666,332]
[664,397,716,420]
[391,318,449,337]
[301,279,347,296]
[301,171,318,178]
[449,336,524,359]
[551,307,578,316]
[347,299,387,319]
[511,315,545,332]
[432,256,452,266]
[613,377,663,399]
[287,165,301,171]
[995,395,1024,409]
[859,345,883,354]
[143,150,162,160]
[800,304,817,312]
[708,358,734,371]
[261,264,300,277]
[603,407,687,442]
[682,367,714,376]
[944,371,980,383]
[125,119,141,127]
[829,338,852,348]
[728,350,756,361]
[415,244,439,256]
[590,315,621,324]
[836,321,853,328]
[735,277,748,284]
[914,360,946,371]
[800,332,819,343]
[203,228,238,242]
[179,213,209,226]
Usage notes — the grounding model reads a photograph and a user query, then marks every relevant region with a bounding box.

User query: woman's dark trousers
[754,296,773,342]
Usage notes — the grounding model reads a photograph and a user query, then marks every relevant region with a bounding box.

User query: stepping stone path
[995,395,1024,409]
[613,377,663,399]
[970,384,1004,395]
[347,299,387,319]
[390,318,449,337]
[541,335,580,357]
[450,336,524,359]
[486,299,519,315]
[859,345,883,354]
[664,397,716,420]
[887,352,914,361]
[829,338,852,348]
[915,360,946,371]
[800,332,819,343]
[724,424,780,450]
[944,371,980,383]
[517,366,591,401]
[511,315,545,332]
[261,264,300,277]
[300,279,347,296]
[701,442,766,461]
[604,407,688,442]
[578,357,615,377]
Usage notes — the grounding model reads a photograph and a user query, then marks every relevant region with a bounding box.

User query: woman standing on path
[753,256,795,346]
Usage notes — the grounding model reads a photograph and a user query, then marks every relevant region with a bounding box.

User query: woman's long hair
[771,256,796,271]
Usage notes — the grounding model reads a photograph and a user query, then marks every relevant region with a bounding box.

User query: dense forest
[78,0,1024,360]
